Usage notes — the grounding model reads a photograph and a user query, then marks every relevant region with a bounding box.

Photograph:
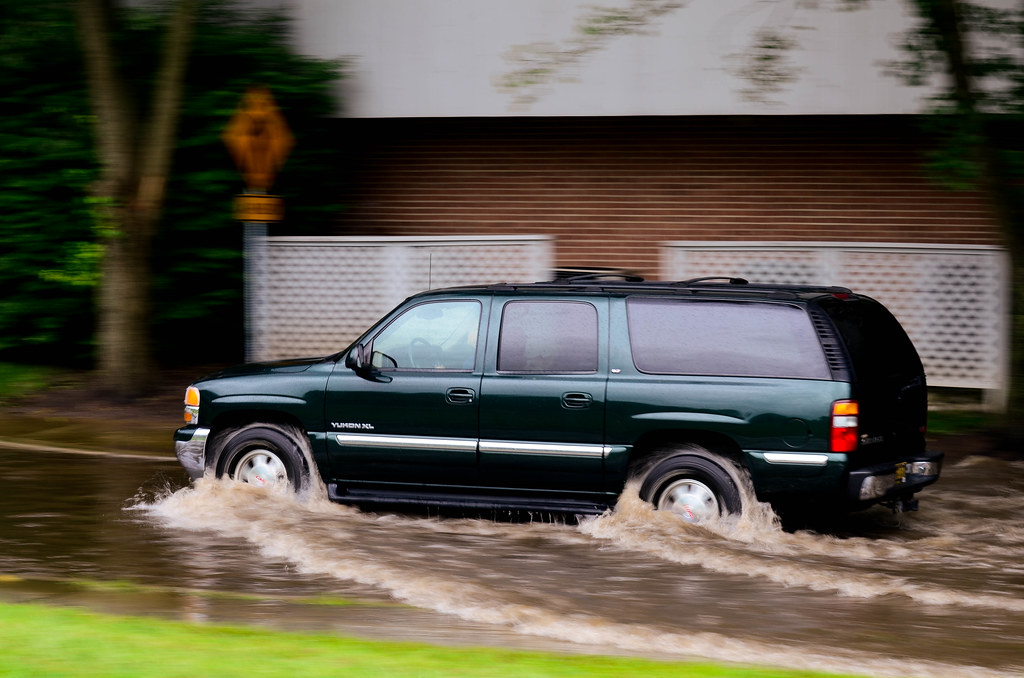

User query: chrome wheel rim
[657,478,720,523]
[233,448,288,487]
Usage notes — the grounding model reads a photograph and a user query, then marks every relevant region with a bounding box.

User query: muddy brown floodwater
[1,443,1022,677]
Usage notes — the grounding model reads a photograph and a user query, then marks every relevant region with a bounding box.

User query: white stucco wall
[288,0,941,117]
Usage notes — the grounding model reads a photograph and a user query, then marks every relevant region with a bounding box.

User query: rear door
[477,296,608,493]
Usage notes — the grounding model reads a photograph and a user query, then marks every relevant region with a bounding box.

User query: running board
[327,484,612,515]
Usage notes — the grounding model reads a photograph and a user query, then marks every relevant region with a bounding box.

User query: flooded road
[1,443,1022,677]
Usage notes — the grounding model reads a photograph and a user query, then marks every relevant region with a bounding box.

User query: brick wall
[332,116,1002,279]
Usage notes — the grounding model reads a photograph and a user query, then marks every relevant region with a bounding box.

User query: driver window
[371,300,481,370]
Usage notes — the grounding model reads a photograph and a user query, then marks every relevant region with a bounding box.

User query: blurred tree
[75,0,198,398]
[0,0,342,396]
[893,0,1024,421]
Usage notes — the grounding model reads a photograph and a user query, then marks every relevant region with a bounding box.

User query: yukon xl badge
[331,422,375,431]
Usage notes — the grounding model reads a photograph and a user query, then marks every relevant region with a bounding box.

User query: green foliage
[498,1,682,109]
[0,0,344,367]
[0,363,62,404]
[0,2,99,364]
[728,29,801,105]
[926,407,997,437]
[892,0,1024,186]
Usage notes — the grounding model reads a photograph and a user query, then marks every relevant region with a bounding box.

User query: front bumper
[174,426,211,480]
[847,449,943,506]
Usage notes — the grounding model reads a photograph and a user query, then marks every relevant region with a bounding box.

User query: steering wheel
[407,337,432,368]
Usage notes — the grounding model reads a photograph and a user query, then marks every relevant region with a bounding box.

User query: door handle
[562,392,593,409]
[446,387,476,404]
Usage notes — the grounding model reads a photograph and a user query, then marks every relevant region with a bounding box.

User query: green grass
[50,575,400,608]
[0,602,855,678]
[926,408,998,437]
[0,363,63,402]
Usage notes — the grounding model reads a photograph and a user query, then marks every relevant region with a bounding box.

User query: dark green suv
[174,276,942,522]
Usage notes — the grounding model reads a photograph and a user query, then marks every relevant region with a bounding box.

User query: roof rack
[678,276,748,286]
[550,266,643,283]
[563,272,645,283]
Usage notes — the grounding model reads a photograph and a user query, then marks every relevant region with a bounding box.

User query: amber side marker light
[184,386,200,424]
[831,400,859,453]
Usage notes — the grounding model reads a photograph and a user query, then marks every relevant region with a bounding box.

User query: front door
[325,299,484,488]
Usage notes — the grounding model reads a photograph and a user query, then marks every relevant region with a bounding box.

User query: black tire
[211,424,310,492]
[638,447,743,523]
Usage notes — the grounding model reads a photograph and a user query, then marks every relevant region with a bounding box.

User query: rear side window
[627,299,830,379]
[498,301,598,373]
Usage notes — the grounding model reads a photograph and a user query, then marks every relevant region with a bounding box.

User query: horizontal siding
[332,116,1002,278]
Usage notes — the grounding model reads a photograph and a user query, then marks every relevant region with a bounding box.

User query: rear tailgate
[818,295,928,467]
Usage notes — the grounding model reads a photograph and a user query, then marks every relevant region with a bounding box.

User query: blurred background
[2,4,1023,676]
[1,0,1021,416]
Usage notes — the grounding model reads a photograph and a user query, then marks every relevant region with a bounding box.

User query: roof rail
[482,278,853,298]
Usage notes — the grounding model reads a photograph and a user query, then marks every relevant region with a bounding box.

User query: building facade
[248,1,1010,404]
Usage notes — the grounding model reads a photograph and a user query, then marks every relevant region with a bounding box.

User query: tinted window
[627,299,830,379]
[819,297,922,383]
[498,301,598,373]
[372,300,481,370]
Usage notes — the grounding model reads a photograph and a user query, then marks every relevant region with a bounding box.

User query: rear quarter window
[627,298,830,379]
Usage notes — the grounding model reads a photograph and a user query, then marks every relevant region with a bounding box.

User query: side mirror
[345,344,367,371]
[345,344,393,383]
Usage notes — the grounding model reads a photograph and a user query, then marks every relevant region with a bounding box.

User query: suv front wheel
[211,423,310,492]
[639,447,744,523]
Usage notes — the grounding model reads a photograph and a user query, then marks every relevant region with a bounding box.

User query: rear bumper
[174,426,211,481]
[847,449,943,506]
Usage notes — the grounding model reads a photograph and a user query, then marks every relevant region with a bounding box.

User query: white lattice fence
[248,236,552,361]
[663,242,1010,407]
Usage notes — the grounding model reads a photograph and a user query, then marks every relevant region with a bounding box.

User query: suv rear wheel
[211,424,310,492]
[639,447,743,523]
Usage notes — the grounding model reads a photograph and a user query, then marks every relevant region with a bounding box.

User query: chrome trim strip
[334,433,477,453]
[763,452,830,466]
[333,433,609,458]
[479,440,609,458]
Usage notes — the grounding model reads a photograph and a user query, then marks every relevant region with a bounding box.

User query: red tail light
[831,400,859,453]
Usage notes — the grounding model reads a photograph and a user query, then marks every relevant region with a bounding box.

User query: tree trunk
[75,0,197,398]
[915,0,1024,422]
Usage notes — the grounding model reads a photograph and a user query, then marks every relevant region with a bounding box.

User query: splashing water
[138,457,1024,678]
